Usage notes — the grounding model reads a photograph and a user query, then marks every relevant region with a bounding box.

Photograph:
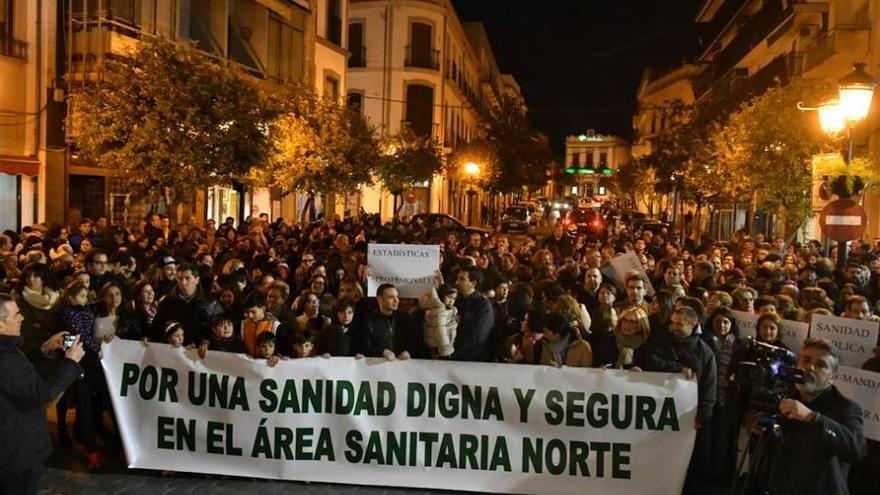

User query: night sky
[451,0,703,155]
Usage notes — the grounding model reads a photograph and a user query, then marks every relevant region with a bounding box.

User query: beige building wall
[349,0,509,222]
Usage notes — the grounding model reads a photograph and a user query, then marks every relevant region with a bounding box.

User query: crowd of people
[1,209,878,495]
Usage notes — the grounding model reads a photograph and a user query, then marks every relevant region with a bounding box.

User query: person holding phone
[0,293,85,495]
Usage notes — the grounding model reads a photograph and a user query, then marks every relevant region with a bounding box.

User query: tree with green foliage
[376,128,444,214]
[614,159,659,214]
[253,85,381,221]
[483,97,552,194]
[72,37,274,202]
[711,80,835,236]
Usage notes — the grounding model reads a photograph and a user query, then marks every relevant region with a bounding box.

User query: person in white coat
[420,284,459,359]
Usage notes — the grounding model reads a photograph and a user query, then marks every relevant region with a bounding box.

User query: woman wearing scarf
[613,306,650,369]
[14,263,60,356]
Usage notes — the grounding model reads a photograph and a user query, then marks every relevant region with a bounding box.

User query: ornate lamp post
[818,63,876,267]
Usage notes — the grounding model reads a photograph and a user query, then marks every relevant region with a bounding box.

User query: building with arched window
[348,0,519,222]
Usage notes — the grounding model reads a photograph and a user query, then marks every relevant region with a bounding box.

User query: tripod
[729,416,784,495]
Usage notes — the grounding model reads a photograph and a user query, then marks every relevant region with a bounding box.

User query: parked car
[411,213,493,238]
[562,207,605,237]
[500,205,530,233]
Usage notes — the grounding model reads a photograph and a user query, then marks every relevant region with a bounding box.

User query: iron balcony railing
[0,36,27,61]
[405,46,439,70]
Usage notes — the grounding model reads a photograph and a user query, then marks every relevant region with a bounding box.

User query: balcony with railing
[749,51,803,96]
[348,46,366,68]
[405,46,439,70]
[804,24,871,75]
[0,36,27,61]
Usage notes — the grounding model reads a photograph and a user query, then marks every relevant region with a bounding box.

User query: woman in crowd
[294,291,331,334]
[613,306,650,369]
[15,263,60,355]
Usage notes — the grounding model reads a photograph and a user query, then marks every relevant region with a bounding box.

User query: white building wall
[349,0,488,221]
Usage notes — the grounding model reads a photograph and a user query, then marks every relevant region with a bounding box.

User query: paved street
[39,466,454,495]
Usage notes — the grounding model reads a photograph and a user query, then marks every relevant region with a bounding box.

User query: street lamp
[824,63,876,268]
[839,63,877,124]
[817,100,845,135]
[463,162,481,225]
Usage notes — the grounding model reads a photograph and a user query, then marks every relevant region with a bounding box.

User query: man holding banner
[751,338,867,495]
[357,283,418,359]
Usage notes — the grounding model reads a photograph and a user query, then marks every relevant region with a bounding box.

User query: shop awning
[0,155,39,176]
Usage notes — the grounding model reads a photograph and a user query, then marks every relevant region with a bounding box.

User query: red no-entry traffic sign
[819,199,867,241]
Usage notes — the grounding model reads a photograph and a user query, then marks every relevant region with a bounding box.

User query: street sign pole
[819,199,868,269]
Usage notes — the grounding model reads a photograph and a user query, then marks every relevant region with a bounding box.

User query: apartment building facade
[0,0,359,228]
[0,0,46,231]
[347,0,521,221]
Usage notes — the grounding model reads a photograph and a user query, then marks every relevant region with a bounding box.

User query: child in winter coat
[57,282,103,469]
[420,284,459,358]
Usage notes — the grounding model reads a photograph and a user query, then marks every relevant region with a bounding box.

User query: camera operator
[746,337,866,495]
[0,294,85,495]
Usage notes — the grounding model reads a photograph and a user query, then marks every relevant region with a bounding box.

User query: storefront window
[0,173,18,232]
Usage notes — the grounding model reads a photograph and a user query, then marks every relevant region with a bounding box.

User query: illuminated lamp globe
[838,62,876,124]
[818,100,845,135]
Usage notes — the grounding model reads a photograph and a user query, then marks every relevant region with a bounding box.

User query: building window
[347,92,363,114]
[405,84,434,137]
[187,0,222,55]
[327,0,342,45]
[0,0,11,38]
[406,22,438,69]
[599,152,608,167]
[228,16,262,74]
[267,12,305,83]
[585,152,594,167]
[324,74,340,101]
[348,22,365,67]
[571,153,580,167]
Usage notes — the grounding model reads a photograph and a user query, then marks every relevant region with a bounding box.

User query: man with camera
[748,338,866,495]
[0,294,85,495]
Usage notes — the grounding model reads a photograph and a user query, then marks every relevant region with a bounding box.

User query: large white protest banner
[835,366,880,442]
[366,243,440,298]
[604,251,655,297]
[102,340,698,495]
[809,314,879,367]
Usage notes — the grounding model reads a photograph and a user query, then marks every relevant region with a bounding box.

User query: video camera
[733,338,804,418]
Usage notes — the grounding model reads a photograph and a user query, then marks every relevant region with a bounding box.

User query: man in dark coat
[152,262,221,345]
[0,294,84,495]
[640,305,717,427]
[453,268,495,362]
[639,305,717,493]
[357,284,417,359]
[763,338,867,495]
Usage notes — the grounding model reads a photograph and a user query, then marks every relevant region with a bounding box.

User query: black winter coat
[356,310,417,358]
[453,291,495,362]
[0,335,81,474]
[639,332,717,424]
[771,385,867,495]
[153,287,221,345]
